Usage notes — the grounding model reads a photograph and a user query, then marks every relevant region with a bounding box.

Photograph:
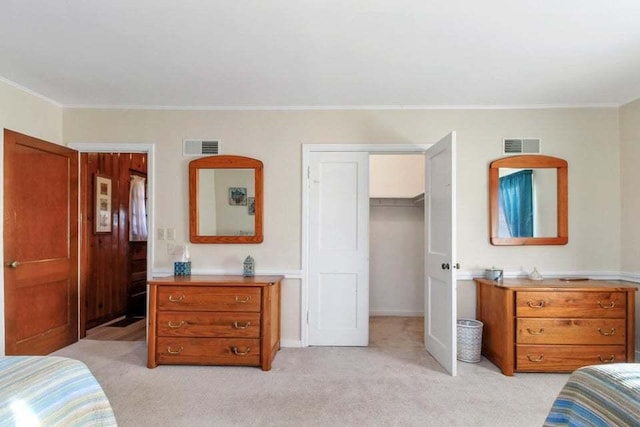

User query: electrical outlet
[157,228,165,240]
[166,228,176,240]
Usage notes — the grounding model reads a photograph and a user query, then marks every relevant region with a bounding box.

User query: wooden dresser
[475,278,636,376]
[147,275,283,371]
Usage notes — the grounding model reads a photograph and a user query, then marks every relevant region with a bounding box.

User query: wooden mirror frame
[490,154,568,246]
[189,155,263,244]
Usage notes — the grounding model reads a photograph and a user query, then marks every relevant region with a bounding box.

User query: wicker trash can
[457,319,483,363]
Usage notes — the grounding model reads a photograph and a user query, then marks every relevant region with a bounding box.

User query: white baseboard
[280,339,303,348]
[619,272,640,283]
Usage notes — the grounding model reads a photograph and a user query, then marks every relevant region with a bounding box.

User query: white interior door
[424,132,457,375]
[308,152,369,346]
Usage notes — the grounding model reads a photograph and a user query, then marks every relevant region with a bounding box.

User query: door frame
[301,143,431,347]
[68,143,155,338]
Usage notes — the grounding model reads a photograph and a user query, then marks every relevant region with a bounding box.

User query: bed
[0,356,116,426]
[544,363,640,427]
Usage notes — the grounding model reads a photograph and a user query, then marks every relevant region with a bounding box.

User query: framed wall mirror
[489,155,568,246]
[189,155,263,243]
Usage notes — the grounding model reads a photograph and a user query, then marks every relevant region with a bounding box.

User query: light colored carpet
[52,318,569,427]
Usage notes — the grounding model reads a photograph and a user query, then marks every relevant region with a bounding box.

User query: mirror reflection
[497,168,557,238]
[489,155,568,246]
[198,168,256,236]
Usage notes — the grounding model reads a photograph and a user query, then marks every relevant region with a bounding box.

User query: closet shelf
[370,193,424,207]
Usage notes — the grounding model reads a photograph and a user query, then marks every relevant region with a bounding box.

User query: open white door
[308,152,369,346]
[424,132,457,375]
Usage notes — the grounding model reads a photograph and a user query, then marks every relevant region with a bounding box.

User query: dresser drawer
[156,337,260,366]
[516,345,626,372]
[157,286,261,312]
[516,291,627,318]
[157,312,260,338]
[516,318,626,345]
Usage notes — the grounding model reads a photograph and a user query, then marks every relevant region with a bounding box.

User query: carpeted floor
[53,317,569,427]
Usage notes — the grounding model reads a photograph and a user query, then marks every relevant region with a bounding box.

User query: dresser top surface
[149,274,284,286]
[474,278,638,292]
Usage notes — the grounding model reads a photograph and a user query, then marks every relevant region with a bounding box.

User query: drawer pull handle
[527,300,545,308]
[526,354,544,362]
[233,321,251,329]
[232,346,251,356]
[598,355,616,363]
[235,296,252,304]
[598,300,616,309]
[168,294,185,303]
[597,327,616,336]
[526,328,544,335]
[167,320,185,329]
[166,346,184,355]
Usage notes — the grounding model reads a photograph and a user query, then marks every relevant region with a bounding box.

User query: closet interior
[369,154,425,343]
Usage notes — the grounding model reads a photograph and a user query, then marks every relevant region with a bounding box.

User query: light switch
[166,228,176,240]
[157,228,165,240]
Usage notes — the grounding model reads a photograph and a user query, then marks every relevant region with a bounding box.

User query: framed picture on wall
[95,174,112,233]
[229,187,247,206]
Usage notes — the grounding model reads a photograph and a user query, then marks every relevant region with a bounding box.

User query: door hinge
[306,311,309,324]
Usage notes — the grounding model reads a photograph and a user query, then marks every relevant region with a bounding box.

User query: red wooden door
[3,129,79,354]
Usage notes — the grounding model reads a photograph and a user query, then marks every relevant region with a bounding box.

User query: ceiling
[1,0,640,109]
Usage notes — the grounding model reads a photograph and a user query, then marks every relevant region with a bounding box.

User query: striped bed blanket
[544,363,640,427]
[0,356,116,426]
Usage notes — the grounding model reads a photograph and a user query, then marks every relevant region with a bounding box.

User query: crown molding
[0,76,62,108]
[61,103,622,112]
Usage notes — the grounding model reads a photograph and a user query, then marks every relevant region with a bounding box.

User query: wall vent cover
[183,139,220,156]
[503,138,541,154]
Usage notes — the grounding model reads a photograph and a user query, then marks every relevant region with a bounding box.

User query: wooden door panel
[12,144,70,262]
[15,280,71,340]
[4,129,78,355]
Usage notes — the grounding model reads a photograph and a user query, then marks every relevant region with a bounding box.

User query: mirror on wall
[489,155,568,246]
[189,155,263,243]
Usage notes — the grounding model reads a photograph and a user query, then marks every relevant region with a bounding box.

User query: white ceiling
[1,0,640,109]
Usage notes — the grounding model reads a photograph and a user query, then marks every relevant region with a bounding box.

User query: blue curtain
[499,170,533,237]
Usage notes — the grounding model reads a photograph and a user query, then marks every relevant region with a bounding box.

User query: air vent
[183,139,220,156]
[503,138,541,154]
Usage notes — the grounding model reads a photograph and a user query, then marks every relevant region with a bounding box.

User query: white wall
[61,107,623,345]
[0,79,63,354]
[620,98,640,274]
[370,204,424,316]
[369,154,424,198]
[620,98,640,355]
